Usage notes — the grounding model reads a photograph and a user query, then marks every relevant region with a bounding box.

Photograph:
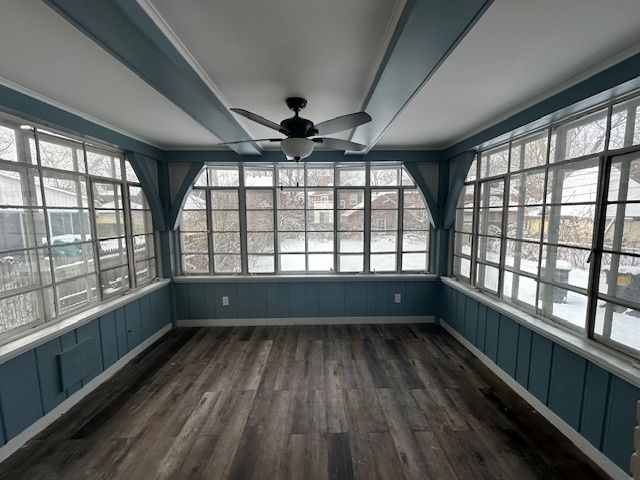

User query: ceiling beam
[43,0,261,155]
[349,0,493,154]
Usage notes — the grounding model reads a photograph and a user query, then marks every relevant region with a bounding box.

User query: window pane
[538,284,587,331]
[338,232,363,253]
[337,166,365,186]
[48,209,92,243]
[504,240,539,275]
[599,253,640,306]
[246,190,273,209]
[0,167,36,206]
[403,209,428,230]
[595,300,640,354]
[278,210,305,231]
[404,189,426,209]
[214,254,241,273]
[248,232,274,254]
[402,253,426,271]
[609,96,640,150]
[306,167,334,186]
[212,211,239,231]
[128,186,149,209]
[454,232,472,257]
[608,152,640,202]
[92,182,122,210]
[86,148,121,179]
[248,255,274,273]
[131,210,154,235]
[278,167,305,187]
[476,264,499,293]
[465,159,477,182]
[38,135,84,172]
[338,210,364,231]
[306,210,333,231]
[133,234,155,260]
[210,190,238,209]
[246,210,273,231]
[508,171,545,205]
[371,232,396,252]
[339,254,363,272]
[505,207,542,241]
[308,254,333,271]
[480,180,504,207]
[338,190,364,209]
[100,266,129,296]
[546,158,599,204]
[244,167,273,186]
[308,232,333,252]
[181,210,207,232]
[278,189,305,209]
[0,208,46,251]
[58,274,98,313]
[279,232,305,252]
[502,271,537,308]
[280,253,305,271]
[213,232,241,253]
[454,209,473,234]
[370,254,396,272]
[97,237,127,270]
[541,245,590,290]
[94,210,125,238]
[181,232,208,253]
[185,190,207,209]
[403,231,428,252]
[208,166,239,186]
[125,161,139,183]
[135,259,156,286]
[543,204,595,248]
[603,207,640,253]
[0,291,46,334]
[477,236,501,264]
[371,190,398,208]
[0,125,19,162]
[478,208,503,236]
[40,171,88,208]
[479,145,508,178]
[551,109,607,162]
[510,132,548,171]
[454,256,471,280]
[401,170,415,186]
[0,249,50,293]
[182,254,209,273]
[370,167,399,186]
[307,190,333,209]
[371,210,397,231]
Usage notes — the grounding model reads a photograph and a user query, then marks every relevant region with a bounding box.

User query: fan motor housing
[280,117,317,137]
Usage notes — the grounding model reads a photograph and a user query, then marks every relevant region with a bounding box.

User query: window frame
[177,162,432,276]
[452,90,640,360]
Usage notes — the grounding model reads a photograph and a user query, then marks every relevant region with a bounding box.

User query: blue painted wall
[441,283,640,475]
[174,279,439,320]
[0,285,171,446]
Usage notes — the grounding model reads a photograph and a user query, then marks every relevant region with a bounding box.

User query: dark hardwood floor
[0,324,607,480]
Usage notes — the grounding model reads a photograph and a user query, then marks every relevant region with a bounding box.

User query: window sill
[174,273,439,283]
[441,276,640,388]
[0,279,170,365]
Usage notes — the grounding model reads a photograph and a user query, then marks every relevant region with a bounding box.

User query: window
[0,117,158,343]
[179,163,431,275]
[453,91,640,358]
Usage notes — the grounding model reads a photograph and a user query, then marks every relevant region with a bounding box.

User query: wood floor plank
[0,324,610,480]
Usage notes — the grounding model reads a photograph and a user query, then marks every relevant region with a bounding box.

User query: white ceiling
[146,0,405,143]
[0,0,639,152]
[378,0,640,149]
[0,0,220,148]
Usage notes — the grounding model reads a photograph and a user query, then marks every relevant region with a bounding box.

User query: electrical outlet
[222,296,229,306]
[394,293,401,304]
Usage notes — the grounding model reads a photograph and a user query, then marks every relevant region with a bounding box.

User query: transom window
[179,163,431,275]
[453,91,640,358]
[0,116,158,343]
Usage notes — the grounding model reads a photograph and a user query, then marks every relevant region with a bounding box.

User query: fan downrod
[285,97,307,114]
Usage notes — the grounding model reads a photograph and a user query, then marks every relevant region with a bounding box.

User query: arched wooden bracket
[124,151,166,232]
[403,162,439,228]
[441,151,476,230]
[167,162,206,231]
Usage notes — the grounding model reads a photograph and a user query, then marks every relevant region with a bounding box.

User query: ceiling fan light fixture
[281,137,314,160]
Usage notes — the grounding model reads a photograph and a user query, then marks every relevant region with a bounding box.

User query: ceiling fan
[219,97,372,160]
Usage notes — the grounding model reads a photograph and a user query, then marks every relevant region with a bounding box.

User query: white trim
[0,323,171,464]
[177,315,435,327]
[173,274,438,284]
[440,320,631,480]
[0,279,170,365]
[442,276,640,389]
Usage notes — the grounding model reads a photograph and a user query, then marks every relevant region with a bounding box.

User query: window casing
[0,116,158,344]
[178,163,431,275]
[453,91,640,358]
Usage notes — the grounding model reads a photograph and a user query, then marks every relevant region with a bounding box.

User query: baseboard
[0,323,172,464]
[176,315,435,327]
[440,320,630,480]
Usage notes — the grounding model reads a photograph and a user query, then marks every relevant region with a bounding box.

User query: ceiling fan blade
[313,137,367,152]
[313,112,371,136]
[230,108,288,133]
[217,138,282,146]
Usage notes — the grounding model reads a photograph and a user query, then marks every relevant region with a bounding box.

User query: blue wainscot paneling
[173,279,438,321]
[0,284,171,447]
[441,282,640,475]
